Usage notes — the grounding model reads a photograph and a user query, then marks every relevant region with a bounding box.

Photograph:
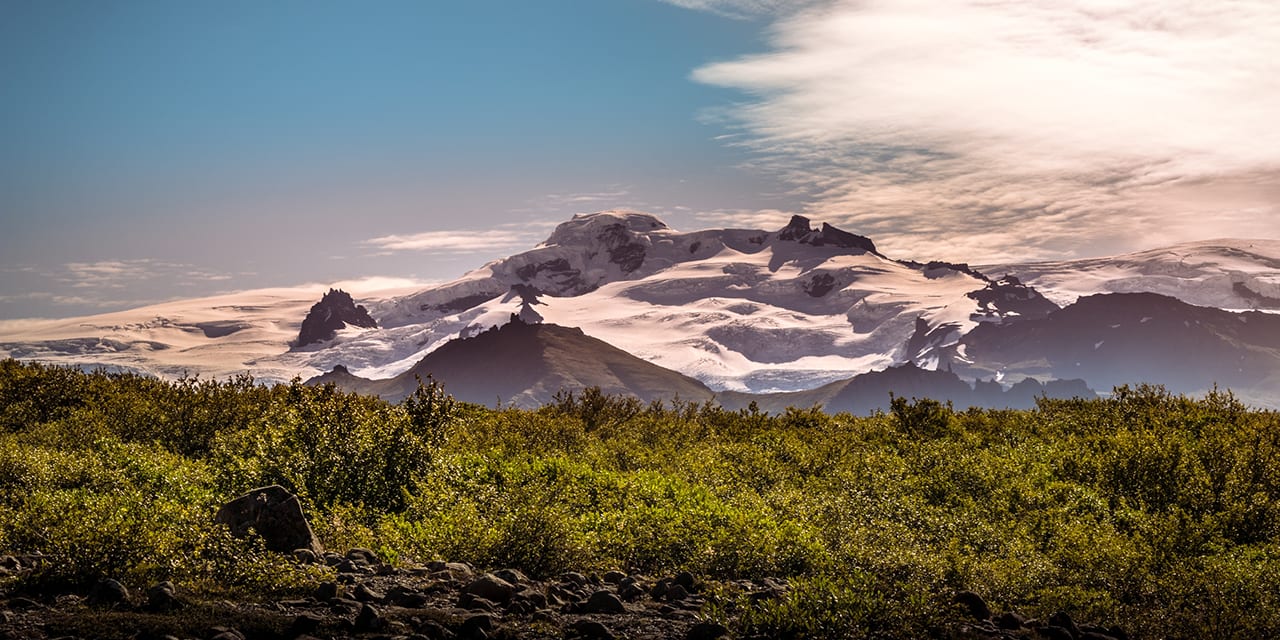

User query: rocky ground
[1,550,1131,640]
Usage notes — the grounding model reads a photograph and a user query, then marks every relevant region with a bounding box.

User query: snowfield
[3,212,1278,393]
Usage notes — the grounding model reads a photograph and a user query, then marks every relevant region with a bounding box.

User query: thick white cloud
[687,0,1280,260]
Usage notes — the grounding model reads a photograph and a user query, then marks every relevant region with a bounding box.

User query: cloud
[362,226,544,254]
[661,0,816,19]
[689,0,1280,260]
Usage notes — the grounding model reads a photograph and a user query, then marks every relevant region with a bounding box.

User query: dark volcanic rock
[960,292,1280,395]
[952,591,991,621]
[775,215,878,253]
[803,273,837,297]
[296,289,377,347]
[213,485,323,554]
[88,579,130,606]
[968,275,1059,320]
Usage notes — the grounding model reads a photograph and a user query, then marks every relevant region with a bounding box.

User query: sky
[2,0,1278,320]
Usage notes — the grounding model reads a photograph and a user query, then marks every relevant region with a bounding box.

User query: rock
[1036,627,1075,640]
[293,548,319,564]
[952,591,991,621]
[561,572,590,586]
[494,568,527,585]
[664,584,690,602]
[355,583,386,603]
[464,574,516,603]
[146,581,179,611]
[296,288,378,347]
[579,590,626,614]
[1048,612,1080,637]
[995,611,1028,630]
[389,585,429,607]
[458,594,499,612]
[290,613,325,634]
[460,613,495,636]
[314,582,340,601]
[568,620,615,640]
[687,621,730,640]
[6,597,40,610]
[207,627,244,640]
[346,548,380,566]
[602,570,626,584]
[88,578,129,606]
[617,580,646,601]
[416,619,455,639]
[354,603,386,631]
[213,485,323,554]
[674,571,696,591]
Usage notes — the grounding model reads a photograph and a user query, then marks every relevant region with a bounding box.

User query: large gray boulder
[214,485,323,554]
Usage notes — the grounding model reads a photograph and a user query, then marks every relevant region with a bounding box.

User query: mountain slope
[307,318,716,408]
[983,239,1280,309]
[956,292,1280,400]
[333,211,1005,392]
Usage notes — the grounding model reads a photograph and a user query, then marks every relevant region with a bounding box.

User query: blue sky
[0,0,791,318]
[3,0,1278,319]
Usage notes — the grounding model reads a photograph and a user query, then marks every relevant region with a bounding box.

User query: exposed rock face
[297,289,377,347]
[776,215,878,254]
[968,275,1060,320]
[214,485,323,554]
[803,273,838,297]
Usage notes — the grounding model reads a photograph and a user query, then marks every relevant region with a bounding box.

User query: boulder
[952,590,991,621]
[464,574,516,603]
[213,485,323,554]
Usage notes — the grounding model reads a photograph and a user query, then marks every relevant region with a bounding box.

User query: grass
[2,358,1279,638]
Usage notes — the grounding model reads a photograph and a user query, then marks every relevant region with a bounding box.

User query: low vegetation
[2,359,1279,638]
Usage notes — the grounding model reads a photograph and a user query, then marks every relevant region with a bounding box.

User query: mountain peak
[544,210,668,246]
[295,288,378,347]
[774,215,878,254]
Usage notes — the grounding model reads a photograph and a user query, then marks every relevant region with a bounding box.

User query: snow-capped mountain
[2,210,1278,406]
[349,211,1024,392]
[983,239,1280,310]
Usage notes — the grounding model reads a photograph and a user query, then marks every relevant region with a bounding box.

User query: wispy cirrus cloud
[660,0,815,19]
[362,225,549,255]
[681,0,1280,261]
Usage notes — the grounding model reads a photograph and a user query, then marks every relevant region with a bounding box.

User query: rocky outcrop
[296,289,377,347]
[968,275,1059,321]
[213,485,323,554]
[776,215,878,254]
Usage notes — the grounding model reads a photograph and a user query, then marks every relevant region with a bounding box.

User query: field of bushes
[2,358,1279,638]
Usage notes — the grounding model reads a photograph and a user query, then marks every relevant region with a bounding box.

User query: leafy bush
[2,359,1279,637]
